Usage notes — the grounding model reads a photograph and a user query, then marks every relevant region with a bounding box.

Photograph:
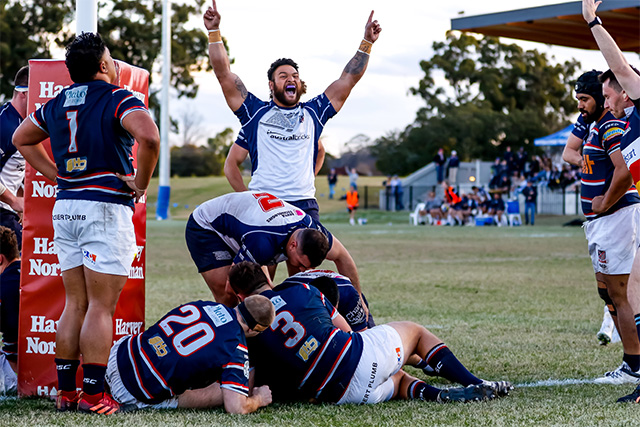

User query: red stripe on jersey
[315,336,352,394]
[137,336,173,393]
[127,337,154,400]
[115,95,136,117]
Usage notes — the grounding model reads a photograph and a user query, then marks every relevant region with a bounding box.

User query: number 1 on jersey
[66,110,79,153]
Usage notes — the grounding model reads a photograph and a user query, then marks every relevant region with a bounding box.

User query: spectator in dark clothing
[503,146,515,176]
[447,150,460,184]
[433,148,446,184]
[488,192,506,225]
[522,180,537,226]
[0,226,20,393]
[515,147,528,178]
[327,168,337,199]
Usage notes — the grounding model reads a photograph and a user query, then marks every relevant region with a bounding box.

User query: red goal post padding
[17,59,150,398]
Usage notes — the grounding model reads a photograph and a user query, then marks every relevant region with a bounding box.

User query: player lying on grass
[185,191,364,312]
[97,296,275,414]
[228,262,512,404]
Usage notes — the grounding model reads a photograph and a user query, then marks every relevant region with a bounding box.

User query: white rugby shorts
[105,336,179,409]
[584,204,640,275]
[337,325,404,405]
[52,199,136,276]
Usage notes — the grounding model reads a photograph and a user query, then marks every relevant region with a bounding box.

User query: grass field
[3,177,640,426]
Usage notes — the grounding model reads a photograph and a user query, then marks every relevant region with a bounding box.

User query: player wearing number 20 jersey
[247,283,364,403]
[29,80,148,208]
[110,300,251,405]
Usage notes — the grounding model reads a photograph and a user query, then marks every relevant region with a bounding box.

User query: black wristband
[588,16,602,28]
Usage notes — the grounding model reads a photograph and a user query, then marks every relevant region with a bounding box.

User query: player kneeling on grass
[99,296,274,414]
[228,262,512,404]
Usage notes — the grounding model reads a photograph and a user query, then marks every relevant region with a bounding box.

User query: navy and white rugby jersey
[191,192,333,265]
[116,300,250,404]
[0,102,25,211]
[248,283,363,403]
[579,111,640,220]
[571,113,589,140]
[233,92,337,201]
[621,102,640,192]
[30,80,148,208]
[283,269,375,332]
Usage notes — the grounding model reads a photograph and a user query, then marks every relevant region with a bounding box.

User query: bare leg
[201,265,237,306]
[55,266,88,360]
[599,272,640,355]
[80,268,127,364]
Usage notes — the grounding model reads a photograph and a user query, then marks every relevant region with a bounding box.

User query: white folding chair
[506,199,522,227]
[409,203,427,225]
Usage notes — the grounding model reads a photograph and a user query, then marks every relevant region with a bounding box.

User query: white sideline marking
[516,378,597,387]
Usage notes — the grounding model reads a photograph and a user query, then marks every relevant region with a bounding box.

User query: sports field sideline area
[3,177,640,425]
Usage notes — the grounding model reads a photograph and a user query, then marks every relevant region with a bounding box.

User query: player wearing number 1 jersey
[105,296,274,413]
[13,32,159,414]
[185,191,361,307]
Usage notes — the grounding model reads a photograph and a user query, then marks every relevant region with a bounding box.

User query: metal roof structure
[451,1,639,52]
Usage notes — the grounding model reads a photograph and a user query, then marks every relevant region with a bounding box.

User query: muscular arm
[562,133,584,168]
[224,143,249,192]
[315,139,325,175]
[122,110,160,191]
[592,149,633,214]
[0,182,23,213]
[12,120,58,182]
[222,386,272,414]
[325,236,361,294]
[324,11,381,113]
[332,312,352,332]
[204,0,247,111]
[583,0,640,99]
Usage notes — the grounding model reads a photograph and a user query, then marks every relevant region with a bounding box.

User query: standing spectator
[208,2,381,221]
[0,66,28,250]
[515,147,528,178]
[0,226,20,394]
[347,166,359,191]
[433,148,446,184]
[503,146,515,176]
[327,168,337,200]
[392,175,404,210]
[13,32,160,414]
[447,150,460,185]
[522,180,537,226]
[346,184,359,225]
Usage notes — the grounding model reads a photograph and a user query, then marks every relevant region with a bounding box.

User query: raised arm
[204,0,247,111]
[324,11,382,113]
[582,0,640,99]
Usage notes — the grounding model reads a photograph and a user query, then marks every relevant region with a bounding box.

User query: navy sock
[414,358,428,369]
[635,314,640,343]
[623,353,640,373]
[82,363,107,396]
[408,380,440,401]
[55,358,80,393]
[425,344,482,386]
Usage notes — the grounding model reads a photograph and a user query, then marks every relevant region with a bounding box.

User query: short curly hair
[267,58,299,81]
[65,32,107,83]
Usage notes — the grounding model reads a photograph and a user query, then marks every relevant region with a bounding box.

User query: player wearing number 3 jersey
[105,296,274,413]
[185,191,362,308]
[13,32,160,414]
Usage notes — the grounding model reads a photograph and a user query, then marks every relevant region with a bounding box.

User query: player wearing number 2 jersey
[185,191,361,307]
[13,32,159,414]
[105,296,274,413]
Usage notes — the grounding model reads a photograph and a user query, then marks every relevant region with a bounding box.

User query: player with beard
[562,69,640,385]
[203,0,381,222]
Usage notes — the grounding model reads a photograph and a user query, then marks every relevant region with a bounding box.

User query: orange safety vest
[444,186,461,204]
[346,190,359,208]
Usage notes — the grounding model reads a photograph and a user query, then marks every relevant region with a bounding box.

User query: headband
[237,301,269,332]
[14,86,28,92]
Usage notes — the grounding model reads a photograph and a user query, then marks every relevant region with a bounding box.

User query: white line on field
[516,378,599,387]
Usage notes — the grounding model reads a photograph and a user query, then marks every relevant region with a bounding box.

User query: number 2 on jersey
[253,192,285,212]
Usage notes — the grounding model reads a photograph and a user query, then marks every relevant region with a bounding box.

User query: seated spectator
[419,191,444,224]
[488,192,506,226]
[450,193,475,226]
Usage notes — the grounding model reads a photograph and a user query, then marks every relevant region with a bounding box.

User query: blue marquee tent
[533,125,573,146]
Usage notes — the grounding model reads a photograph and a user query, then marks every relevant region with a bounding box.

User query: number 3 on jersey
[253,192,285,212]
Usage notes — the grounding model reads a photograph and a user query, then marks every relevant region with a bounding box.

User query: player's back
[31,80,147,206]
[116,300,249,404]
[248,283,363,402]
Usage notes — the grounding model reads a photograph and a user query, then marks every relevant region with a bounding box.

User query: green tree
[0,0,74,100]
[372,32,581,175]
